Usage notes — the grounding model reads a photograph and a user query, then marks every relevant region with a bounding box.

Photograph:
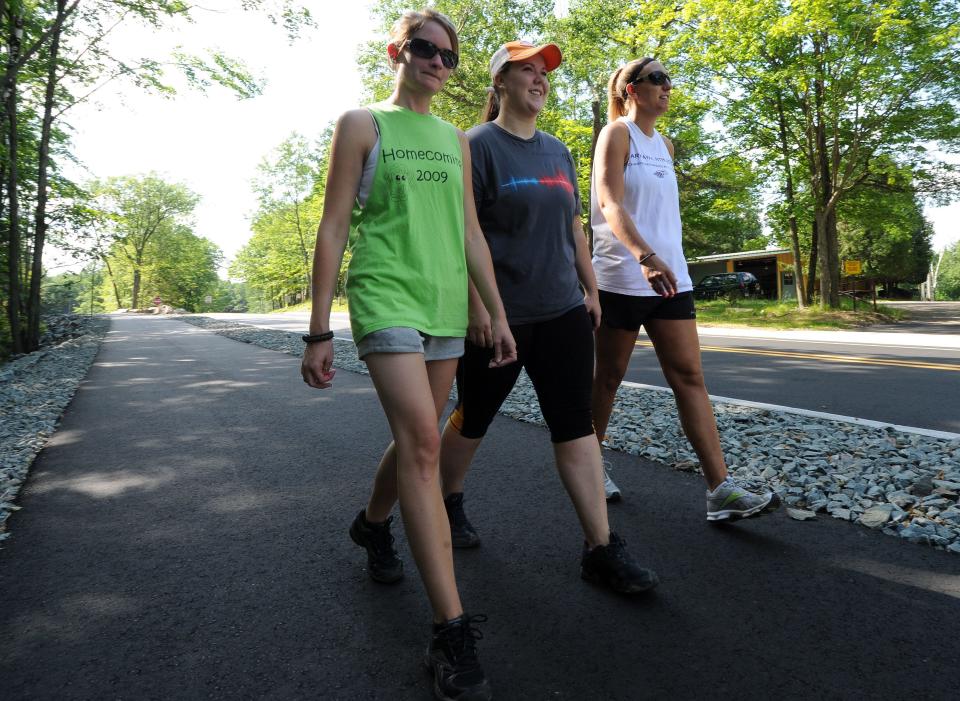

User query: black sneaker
[444,493,481,548]
[580,532,659,594]
[425,614,492,701]
[349,509,404,583]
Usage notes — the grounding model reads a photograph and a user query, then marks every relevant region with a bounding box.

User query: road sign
[843,260,862,275]
[152,296,162,306]
[204,295,213,304]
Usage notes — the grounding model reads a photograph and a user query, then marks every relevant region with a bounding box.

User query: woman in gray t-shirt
[435,40,659,595]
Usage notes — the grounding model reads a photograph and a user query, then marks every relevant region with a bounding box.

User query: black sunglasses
[632,71,672,87]
[406,38,459,70]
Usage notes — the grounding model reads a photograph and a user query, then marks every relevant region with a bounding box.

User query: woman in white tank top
[590,58,779,521]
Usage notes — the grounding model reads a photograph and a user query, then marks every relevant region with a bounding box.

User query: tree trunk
[775,93,806,308]
[4,9,23,354]
[26,0,67,351]
[131,268,141,309]
[813,39,839,308]
[586,98,603,250]
[100,254,122,307]
[806,219,818,305]
[293,202,310,300]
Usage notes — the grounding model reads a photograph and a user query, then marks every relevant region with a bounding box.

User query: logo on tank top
[654,170,666,178]
[627,152,672,167]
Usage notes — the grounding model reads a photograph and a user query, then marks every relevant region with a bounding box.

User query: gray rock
[860,504,895,529]
[787,508,817,521]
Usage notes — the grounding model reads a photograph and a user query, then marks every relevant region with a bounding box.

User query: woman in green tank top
[300,9,514,701]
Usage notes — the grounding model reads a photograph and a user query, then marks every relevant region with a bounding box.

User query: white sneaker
[602,460,622,502]
[706,478,780,521]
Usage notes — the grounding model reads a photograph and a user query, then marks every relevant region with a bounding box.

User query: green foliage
[90,174,220,311]
[672,0,960,306]
[42,266,106,315]
[935,242,960,301]
[230,132,328,308]
[2,0,313,354]
[838,178,933,284]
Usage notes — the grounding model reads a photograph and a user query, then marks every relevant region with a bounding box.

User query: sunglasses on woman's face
[632,71,672,87]
[406,38,459,70]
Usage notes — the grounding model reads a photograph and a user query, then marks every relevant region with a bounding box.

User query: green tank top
[347,102,467,342]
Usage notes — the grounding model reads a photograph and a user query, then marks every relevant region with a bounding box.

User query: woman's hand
[467,303,493,347]
[642,255,678,298]
[301,342,337,389]
[584,290,602,330]
[488,317,518,368]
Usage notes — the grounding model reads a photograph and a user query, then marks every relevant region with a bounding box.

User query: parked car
[692,272,763,300]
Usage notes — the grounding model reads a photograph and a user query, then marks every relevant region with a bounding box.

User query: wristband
[637,252,656,265]
[302,331,334,343]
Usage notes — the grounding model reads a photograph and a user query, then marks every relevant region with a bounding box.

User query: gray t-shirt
[467,122,584,324]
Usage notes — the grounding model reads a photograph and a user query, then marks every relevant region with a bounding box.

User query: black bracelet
[637,252,656,265]
[302,331,334,343]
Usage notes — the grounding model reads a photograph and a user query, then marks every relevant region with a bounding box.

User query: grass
[263,296,905,330]
[695,296,905,329]
[267,299,348,314]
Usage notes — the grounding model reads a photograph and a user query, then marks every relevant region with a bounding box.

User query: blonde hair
[607,57,656,122]
[389,8,459,58]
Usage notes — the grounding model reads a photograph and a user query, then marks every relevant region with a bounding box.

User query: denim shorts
[356,327,465,362]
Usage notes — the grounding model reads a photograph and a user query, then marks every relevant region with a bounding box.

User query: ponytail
[606,67,627,122]
[480,87,500,122]
[606,57,656,122]
[480,63,511,122]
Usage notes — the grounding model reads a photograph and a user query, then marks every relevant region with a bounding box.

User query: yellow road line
[633,341,960,372]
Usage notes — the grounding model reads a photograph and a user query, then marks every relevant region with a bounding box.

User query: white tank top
[590,119,692,296]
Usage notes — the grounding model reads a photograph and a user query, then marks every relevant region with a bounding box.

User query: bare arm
[594,121,678,296]
[572,215,601,330]
[459,130,517,367]
[301,109,376,388]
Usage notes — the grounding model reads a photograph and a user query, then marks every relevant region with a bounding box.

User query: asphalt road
[2,315,959,700]
[207,311,960,435]
[626,332,960,434]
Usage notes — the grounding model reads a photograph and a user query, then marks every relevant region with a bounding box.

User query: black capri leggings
[448,305,595,444]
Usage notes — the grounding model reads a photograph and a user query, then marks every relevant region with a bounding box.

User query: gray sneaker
[706,478,780,521]
[602,460,622,502]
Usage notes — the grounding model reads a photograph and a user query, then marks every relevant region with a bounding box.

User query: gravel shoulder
[0,315,110,540]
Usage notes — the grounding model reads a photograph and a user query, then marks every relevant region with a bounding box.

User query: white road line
[619,380,960,441]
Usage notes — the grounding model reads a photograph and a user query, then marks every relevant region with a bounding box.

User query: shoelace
[368,516,397,556]
[603,533,629,564]
[440,613,487,665]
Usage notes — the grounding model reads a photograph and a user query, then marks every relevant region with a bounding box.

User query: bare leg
[553,434,610,548]
[439,423,483,496]
[592,324,641,446]
[365,353,462,623]
[644,318,728,490]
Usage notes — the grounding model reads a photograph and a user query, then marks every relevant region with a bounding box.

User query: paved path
[2,316,959,700]
[865,301,960,335]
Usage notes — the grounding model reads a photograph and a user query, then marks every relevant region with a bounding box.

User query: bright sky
[51,0,958,275]
[54,0,380,274]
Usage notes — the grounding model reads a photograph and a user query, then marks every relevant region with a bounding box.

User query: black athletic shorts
[598,290,696,331]
[448,305,595,444]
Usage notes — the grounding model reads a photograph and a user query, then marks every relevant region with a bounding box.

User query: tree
[838,174,933,288]
[1,0,312,356]
[91,174,198,308]
[678,0,960,307]
[251,132,327,302]
[934,241,960,301]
